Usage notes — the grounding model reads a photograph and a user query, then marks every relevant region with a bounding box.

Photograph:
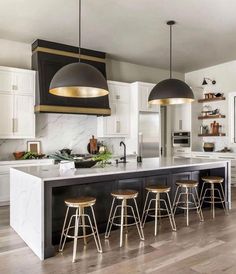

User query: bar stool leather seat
[176,180,198,188]
[111,189,138,199]
[201,176,224,184]
[146,185,171,193]
[65,197,96,207]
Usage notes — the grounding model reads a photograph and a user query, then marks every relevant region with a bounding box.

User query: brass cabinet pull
[116,121,121,133]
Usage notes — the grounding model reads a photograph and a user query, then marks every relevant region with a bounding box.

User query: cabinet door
[0,172,10,203]
[115,102,130,135]
[108,82,130,103]
[14,95,35,138]
[172,104,191,131]
[139,84,159,112]
[0,70,13,92]
[14,71,35,94]
[0,94,14,137]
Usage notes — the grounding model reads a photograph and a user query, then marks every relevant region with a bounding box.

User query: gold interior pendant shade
[49,62,109,98]
[49,0,109,98]
[148,21,194,105]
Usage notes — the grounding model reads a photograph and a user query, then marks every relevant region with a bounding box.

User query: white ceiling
[0,0,236,72]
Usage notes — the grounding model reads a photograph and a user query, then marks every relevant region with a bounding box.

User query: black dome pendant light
[49,0,109,98]
[148,21,194,105]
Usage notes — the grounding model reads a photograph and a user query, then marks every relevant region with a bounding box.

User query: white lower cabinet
[0,172,9,204]
[0,159,54,205]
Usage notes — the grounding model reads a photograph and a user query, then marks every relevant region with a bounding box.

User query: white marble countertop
[11,157,229,182]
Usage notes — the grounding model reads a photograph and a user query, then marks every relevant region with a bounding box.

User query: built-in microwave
[172,131,191,147]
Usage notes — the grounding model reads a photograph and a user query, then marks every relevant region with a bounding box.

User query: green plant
[21,151,38,160]
[92,151,112,167]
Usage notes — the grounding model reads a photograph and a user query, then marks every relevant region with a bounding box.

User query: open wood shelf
[198,133,226,137]
[198,97,225,103]
[198,114,226,120]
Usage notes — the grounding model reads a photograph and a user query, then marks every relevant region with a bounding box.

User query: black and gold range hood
[32,39,111,116]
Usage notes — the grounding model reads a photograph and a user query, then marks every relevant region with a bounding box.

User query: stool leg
[90,206,102,253]
[82,207,87,246]
[154,193,159,236]
[166,192,177,231]
[133,198,145,240]
[59,206,69,251]
[211,184,215,219]
[219,183,229,215]
[72,208,79,263]
[141,191,150,225]
[124,199,128,234]
[186,187,189,226]
[60,214,74,252]
[106,205,119,239]
[199,182,206,202]
[173,186,180,214]
[120,199,125,247]
[193,187,204,221]
[143,199,153,228]
[105,197,115,239]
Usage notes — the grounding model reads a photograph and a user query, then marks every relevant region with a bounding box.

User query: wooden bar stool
[200,176,228,218]
[105,189,144,247]
[141,185,176,235]
[59,197,102,263]
[173,180,204,226]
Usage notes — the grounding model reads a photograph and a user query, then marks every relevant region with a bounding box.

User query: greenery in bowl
[92,151,112,167]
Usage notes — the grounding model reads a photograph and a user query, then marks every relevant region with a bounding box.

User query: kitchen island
[10,157,230,260]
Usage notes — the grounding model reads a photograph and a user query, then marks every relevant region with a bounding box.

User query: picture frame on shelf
[27,141,41,154]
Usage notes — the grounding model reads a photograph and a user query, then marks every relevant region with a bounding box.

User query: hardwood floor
[1,190,236,274]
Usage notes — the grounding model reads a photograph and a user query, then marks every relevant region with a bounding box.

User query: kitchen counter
[12,157,231,181]
[10,157,231,260]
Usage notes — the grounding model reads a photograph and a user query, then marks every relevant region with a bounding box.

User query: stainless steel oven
[172,131,191,147]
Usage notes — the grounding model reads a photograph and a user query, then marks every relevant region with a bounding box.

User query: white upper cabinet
[97,81,130,137]
[137,82,159,112]
[0,66,35,139]
[172,103,191,132]
[0,70,14,92]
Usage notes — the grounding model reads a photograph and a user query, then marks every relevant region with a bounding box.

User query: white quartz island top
[11,157,229,182]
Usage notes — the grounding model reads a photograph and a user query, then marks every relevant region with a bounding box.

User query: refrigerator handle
[138,132,143,156]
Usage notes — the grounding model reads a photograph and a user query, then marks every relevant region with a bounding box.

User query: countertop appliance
[172,131,191,147]
[138,112,160,158]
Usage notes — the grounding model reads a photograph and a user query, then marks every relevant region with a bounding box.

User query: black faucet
[120,141,127,163]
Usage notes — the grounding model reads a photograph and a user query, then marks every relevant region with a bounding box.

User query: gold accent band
[35,105,111,115]
[33,47,106,63]
[49,86,109,98]
[149,98,194,105]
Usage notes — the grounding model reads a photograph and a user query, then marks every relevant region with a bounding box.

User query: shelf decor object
[148,21,194,105]
[198,114,225,119]
[49,0,109,98]
[198,97,225,103]
[198,133,226,137]
[202,78,216,85]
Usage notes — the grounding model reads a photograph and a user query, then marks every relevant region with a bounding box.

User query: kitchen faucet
[119,141,127,163]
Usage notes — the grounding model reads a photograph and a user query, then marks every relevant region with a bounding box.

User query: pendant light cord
[78,0,81,62]
[169,23,172,79]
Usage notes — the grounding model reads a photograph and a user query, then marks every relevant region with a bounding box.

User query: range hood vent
[32,39,111,116]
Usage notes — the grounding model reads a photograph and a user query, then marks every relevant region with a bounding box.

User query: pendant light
[49,0,109,98]
[148,21,194,105]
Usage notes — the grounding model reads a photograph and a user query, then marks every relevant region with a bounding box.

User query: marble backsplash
[0,113,124,161]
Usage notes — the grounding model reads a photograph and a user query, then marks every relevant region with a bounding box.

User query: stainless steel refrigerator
[138,112,160,158]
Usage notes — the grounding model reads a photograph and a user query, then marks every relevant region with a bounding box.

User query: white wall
[185,60,236,152]
[0,39,31,69]
[106,59,184,83]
